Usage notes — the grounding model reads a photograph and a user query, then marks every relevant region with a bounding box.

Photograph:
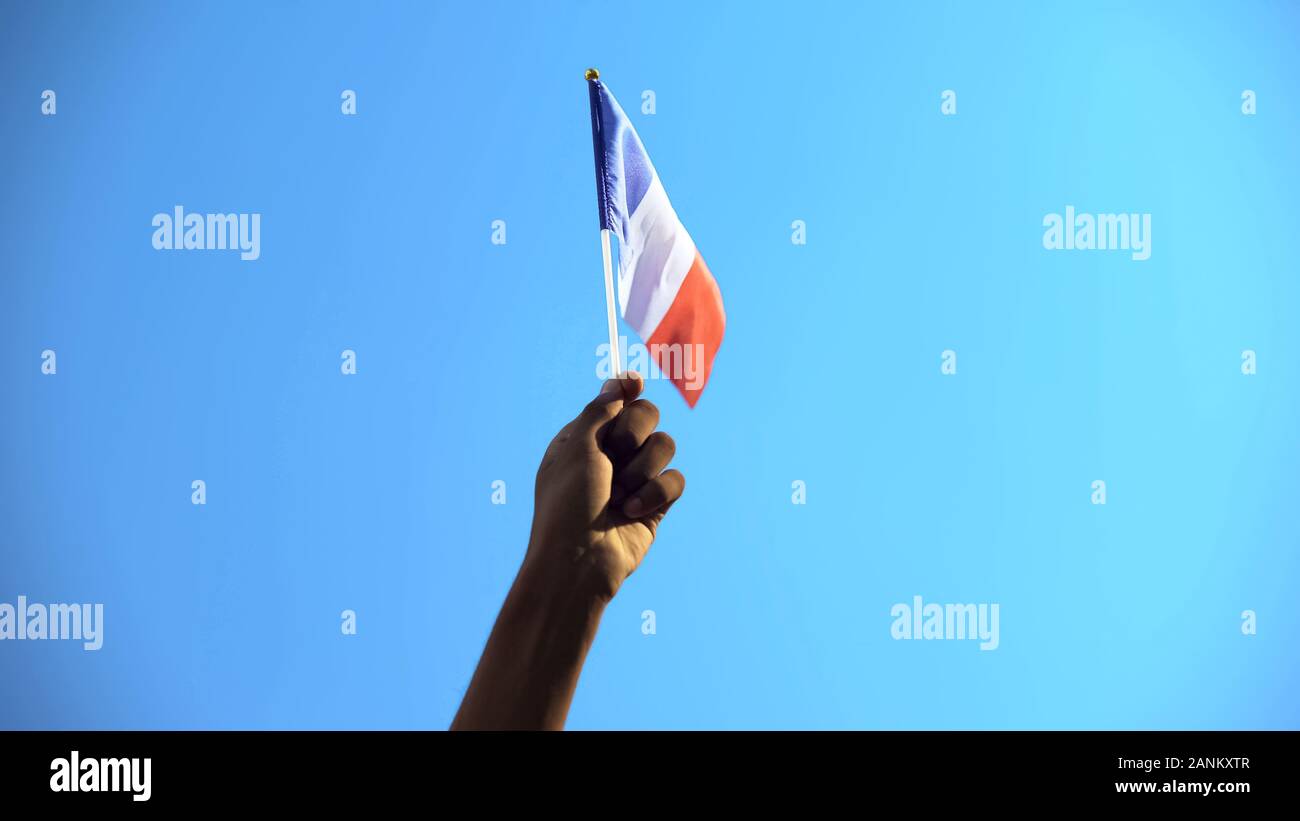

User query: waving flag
[586,71,725,407]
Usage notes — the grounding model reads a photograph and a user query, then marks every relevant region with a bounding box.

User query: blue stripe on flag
[589,80,657,239]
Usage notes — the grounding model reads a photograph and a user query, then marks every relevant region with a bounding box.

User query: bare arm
[452,373,685,730]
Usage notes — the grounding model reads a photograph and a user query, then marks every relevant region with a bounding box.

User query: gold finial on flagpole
[585,68,600,81]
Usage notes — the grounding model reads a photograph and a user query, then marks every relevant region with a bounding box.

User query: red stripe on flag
[646,251,725,407]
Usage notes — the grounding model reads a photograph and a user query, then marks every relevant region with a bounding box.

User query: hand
[452,372,686,729]
[524,372,686,603]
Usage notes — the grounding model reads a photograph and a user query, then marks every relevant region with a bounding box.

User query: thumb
[574,371,645,437]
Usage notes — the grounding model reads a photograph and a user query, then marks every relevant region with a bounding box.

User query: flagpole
[586,67,622,378]
[599,228,621,378]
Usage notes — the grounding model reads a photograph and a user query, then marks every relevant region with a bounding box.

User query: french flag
[587,75,725,407]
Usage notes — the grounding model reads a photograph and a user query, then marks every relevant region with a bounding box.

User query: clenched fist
[526,371,685,602]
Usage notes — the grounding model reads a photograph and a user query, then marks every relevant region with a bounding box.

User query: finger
[613,431,675,495]
[605,398,660,463]
[572,372,644,438]
[621,469,685,519]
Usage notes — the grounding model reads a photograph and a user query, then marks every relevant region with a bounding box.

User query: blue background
[2,0,1296,729]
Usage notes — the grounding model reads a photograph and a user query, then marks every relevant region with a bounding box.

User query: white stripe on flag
[616,174,696,341]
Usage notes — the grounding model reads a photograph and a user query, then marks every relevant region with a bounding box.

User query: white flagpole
[587,67,623,379]
[599,228,621,378]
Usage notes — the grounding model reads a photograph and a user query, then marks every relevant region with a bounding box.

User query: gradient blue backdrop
[2,0,1297,729]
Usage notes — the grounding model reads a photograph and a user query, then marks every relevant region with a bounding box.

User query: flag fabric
[587,77,725,407]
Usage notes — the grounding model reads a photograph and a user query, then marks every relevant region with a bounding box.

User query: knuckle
[640,483,669,505]
[623,400,659,431]
[628,398,659,417]
[608,425,639,453]
[648,431,676,458]
[582,396,620,422]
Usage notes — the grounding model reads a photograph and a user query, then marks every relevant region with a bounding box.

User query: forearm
[451,559,608,730]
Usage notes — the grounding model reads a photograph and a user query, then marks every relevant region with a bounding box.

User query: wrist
[521,536,622,606]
